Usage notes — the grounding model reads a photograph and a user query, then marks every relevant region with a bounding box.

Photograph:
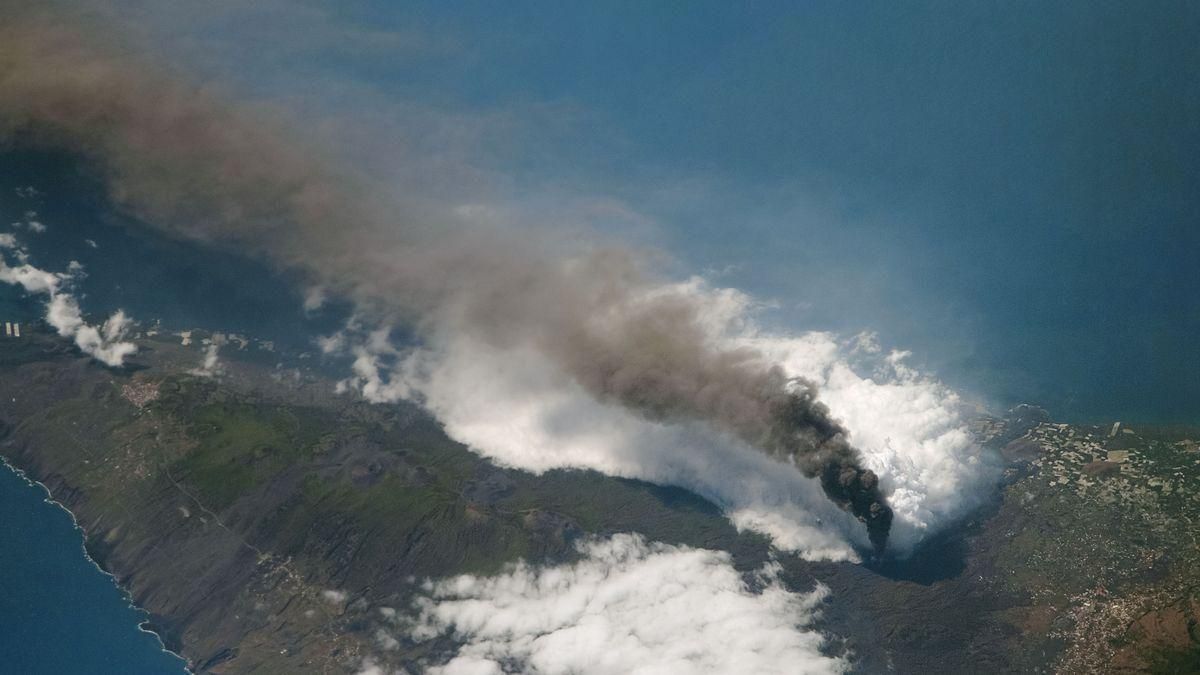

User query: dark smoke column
[819,462,893,553]
[0,10,896,552]
[763,385,894,553]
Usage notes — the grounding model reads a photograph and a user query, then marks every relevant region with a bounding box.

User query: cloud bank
[0,8,991,556]
[0,233,137,366]
[397,533,845,675]
[337,281,989,558]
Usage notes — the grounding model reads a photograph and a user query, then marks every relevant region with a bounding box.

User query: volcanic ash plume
[0,9,894,550]
[765,387,893,551]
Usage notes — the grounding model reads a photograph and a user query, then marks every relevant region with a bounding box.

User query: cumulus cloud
[303,285,327,313]
[333,326,419,403]
[355,658,403,675]
[45,288,137,367]
[0,233,59,293]
[188,343,222,377]
[402,534,846,675]
[7,209,45,233]
[746,331,992,546]
[0,236,137,366]
[331,281,990,558]
[322,589,348,605]
[317,331,345,355]
[374,628,400,651]
[79,312,137,366]
[0,9,991,555]
[0,257,59,294]
[22,211,45,233]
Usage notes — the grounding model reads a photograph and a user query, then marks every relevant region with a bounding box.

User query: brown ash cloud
[0,5,893,549]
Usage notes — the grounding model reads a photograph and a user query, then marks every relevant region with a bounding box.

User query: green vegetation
[984,420,1200,672]
[171,401,327,509]
[1147,646,1200,675]
[0,331,772,674]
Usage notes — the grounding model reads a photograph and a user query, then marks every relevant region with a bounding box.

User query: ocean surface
[0,461,188,674]
[4,148,1197,426]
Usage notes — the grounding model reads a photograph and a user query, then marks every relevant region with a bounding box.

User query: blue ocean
[0,462,188,674]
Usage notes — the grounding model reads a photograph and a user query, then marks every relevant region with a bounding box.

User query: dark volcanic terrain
[1,326,1198,673]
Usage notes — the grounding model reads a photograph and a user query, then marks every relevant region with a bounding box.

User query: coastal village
[969,407,1200,673]
[2,322,1198,673]
[1018,418,1200,508]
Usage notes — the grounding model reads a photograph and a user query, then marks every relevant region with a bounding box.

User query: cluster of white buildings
[3,321,20,337]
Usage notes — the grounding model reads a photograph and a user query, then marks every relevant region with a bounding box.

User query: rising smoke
[0,6,895,549]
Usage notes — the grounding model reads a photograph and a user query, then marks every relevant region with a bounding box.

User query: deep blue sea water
[0,461,188,674]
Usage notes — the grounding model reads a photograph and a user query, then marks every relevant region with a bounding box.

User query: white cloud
[847,330,881,355]
[44,292,85,336]
[48,297,138,367]
[404,533,846,675]
[746,334,992,548]
[8,210,46,233]
[317,331,345,354]
[333,278,992,559]
[0,235,138,367]
[374,628,400,651]
[0,258,61,294]
[189,343,222,377]
[303,285,327,312]
[0,235,60,293]
[335,327,420,404]
[354,658,393,675]
[322,589,348,605]
[392,331,857,559]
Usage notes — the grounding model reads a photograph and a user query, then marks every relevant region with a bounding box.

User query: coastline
[0,455,193,674]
